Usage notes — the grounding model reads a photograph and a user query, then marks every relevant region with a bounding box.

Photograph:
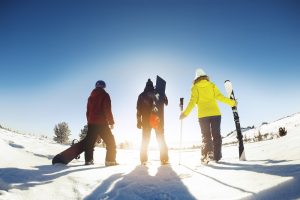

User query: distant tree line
[0,124,22,134]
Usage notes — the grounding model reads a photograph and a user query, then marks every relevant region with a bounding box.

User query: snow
[1,114,300,200]
[223,112,300,144]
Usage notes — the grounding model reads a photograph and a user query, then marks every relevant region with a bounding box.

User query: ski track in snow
[1,113,300,200]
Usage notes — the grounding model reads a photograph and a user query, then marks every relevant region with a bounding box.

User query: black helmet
[95,80,106,88]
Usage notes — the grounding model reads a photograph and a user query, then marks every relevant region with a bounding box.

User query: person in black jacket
[136,79,169,165]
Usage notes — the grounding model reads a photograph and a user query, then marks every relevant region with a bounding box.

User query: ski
[224,80,246,161]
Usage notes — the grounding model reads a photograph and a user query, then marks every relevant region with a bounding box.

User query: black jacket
[136,86,168,128]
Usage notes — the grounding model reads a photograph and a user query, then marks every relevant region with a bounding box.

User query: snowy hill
[223,112,300,145]
[1,116,300,200]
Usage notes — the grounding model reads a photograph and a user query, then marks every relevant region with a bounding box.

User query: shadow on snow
[84,165,197,200]
[210,159,300,200]
[0,164,101,191]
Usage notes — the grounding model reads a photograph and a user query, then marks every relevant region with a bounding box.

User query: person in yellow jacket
[179,68,236,163]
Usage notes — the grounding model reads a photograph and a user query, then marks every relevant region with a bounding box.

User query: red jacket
[86,88,114,125]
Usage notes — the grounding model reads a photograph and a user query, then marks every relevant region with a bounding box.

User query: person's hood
[90,87,106,97]
[194,80,210,88]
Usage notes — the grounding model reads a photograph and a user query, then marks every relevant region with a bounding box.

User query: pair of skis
[179,80,245,162]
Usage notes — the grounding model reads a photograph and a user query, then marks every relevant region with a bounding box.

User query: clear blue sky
[1,0,299,147]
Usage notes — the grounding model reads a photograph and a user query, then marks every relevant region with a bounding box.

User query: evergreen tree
[53,122,71,144]
[79,125,104,147]
[79,125,88,141]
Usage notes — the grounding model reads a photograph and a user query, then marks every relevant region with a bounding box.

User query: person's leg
[210,116,222,161]
[199,117,213,159]
[84,124,100,163]
[140,127,151,163]
[100,125,117,163]
[155,127,169,163]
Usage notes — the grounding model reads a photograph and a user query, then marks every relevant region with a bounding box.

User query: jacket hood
[194,80,210,88]
[91,87,106,97]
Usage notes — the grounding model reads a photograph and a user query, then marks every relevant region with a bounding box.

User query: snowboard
[224,80,246,161]
[52,140,84,165]
[155,75,166,96]
[149,75,166,129]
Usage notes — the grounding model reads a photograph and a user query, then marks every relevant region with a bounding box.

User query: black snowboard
[155,75,166,96]
[149,75,166,129]
[52,140,84,165]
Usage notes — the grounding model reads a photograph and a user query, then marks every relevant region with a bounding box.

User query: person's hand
[179,112,186,120]
[164,95,168,106]
[109,124,114,130]
[234,100,238,107]
[137,121,142,129]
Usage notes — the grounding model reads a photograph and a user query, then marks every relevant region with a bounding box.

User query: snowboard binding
[72,139,80,160]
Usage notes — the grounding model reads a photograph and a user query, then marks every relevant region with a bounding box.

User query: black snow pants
[83,124,116,163]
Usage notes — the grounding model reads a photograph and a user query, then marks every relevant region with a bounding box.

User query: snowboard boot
[161,159,170,165]
[141,161,148,166]
[105,161,119,167]
[214,156,222,163]
[85,160,94,165]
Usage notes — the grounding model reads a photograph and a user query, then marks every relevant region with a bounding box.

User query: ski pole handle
[180,97,184,111]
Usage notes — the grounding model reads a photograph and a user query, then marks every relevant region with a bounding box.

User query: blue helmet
[95,80,106,88]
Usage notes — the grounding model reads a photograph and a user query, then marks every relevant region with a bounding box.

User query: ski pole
[179,97,184,165]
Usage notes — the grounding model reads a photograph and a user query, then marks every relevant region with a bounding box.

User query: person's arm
[86,96,90,121]
[136,95,142,129]
[213,84,236,107]
[182,85,198,117]
[103,94,115,126]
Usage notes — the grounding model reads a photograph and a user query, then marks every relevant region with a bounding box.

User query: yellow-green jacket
[183,80,236,118]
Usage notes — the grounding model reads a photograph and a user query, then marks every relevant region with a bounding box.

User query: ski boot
[201,152,214,165]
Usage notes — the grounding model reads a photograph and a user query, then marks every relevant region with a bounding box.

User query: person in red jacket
[84,80,117,166]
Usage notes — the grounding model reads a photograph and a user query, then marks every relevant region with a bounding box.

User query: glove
[137,121,142,129]
[179,112,186,120]
[234,100,238,107]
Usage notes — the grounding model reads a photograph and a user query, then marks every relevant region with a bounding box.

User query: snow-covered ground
[223,112,300,144]
[1,114,300,200]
